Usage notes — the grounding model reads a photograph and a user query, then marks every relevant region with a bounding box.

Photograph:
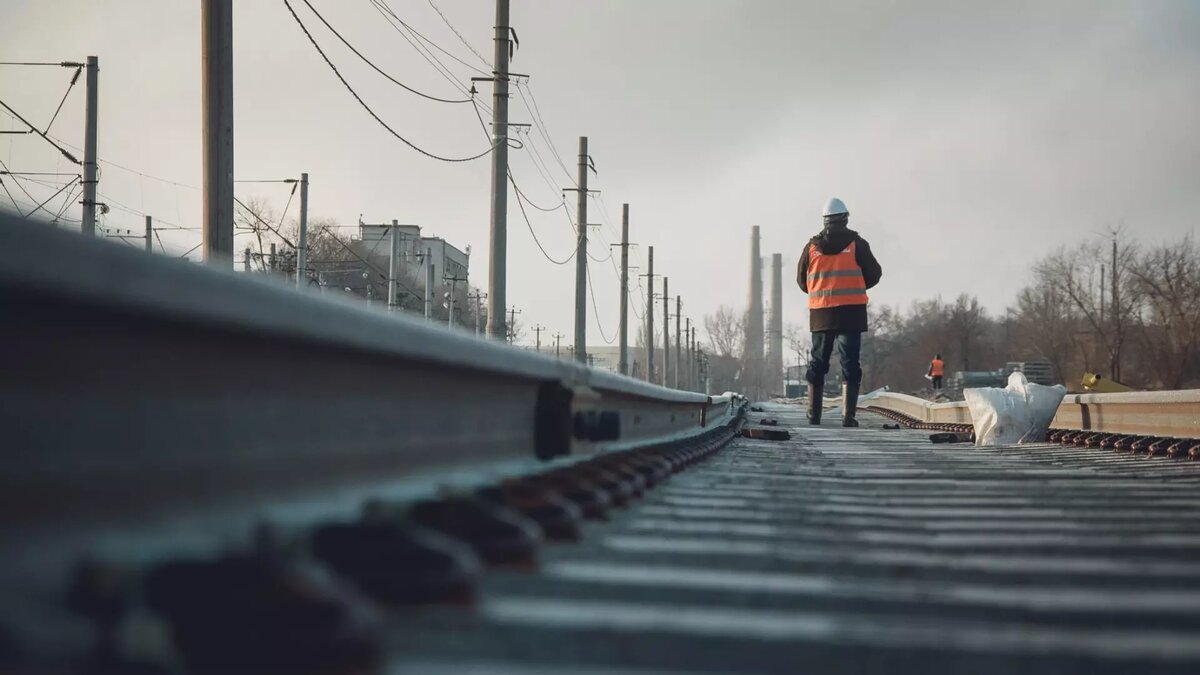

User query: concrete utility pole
[534,324,544,352]
[685,317,693,390]
[269,243,277,272]
[81,56,98,236]
[243,247,251,272]
[662,276,670,387]
[573,136,589,364]
[424,248,435,320]
[144,216,153,252]
[690,325,698,392]
[295,172,309,287]
[745,226,765,400]
[202,0,234,265]
[388,220,400,312]
[618,203,631,375]
[768,252,784,396]
[485,0,511,341]
[675,296,682,389]
[644,246,656,383]
[447,278,461,328]
[507,307,521,344]
[1111,237,1121,381]
[468,290,487,335]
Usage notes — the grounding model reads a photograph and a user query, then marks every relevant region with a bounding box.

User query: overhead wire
[425,0,490,67]
[370,0,490,78]
[365,0,492,118]
[586,262,616,344]
[0,98,80,164]
[297,0,471,104]
[43,64,83,134]
[469,97,574,266]
[282,0,495,163]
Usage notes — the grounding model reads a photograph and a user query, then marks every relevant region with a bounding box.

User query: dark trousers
[805,330,862,386]
[931,375,943,389]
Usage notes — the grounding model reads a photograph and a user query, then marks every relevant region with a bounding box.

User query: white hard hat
[823,197,848,217]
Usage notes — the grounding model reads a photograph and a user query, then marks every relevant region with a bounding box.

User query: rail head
[0,217,740,533]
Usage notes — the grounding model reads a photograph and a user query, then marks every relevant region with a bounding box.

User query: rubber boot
[807,382,823,425]
[842,382,860,428]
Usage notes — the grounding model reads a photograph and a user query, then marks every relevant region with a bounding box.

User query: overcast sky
[3,0,1199,346]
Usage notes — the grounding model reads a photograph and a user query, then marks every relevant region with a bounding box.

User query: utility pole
[468,290,487,335]
[661,276,670,387]
[295,172,309,287]
[685,318,693,391]
[80,56,99,236]
[617,203,631,375]
[554,332,564,357]
[424,248,435,320]
[675,296,682,389]
[507,307,522,344]
[447,277,462,328]
[388,220,400,312]
[144,216,153,252]
[769,252,784,396]
[534,324,544,352]
[485,0,511,341]
[690,325,698,392]
[243,247,251,272]
[1111,237,1121,381]
[573,136,589,364]
[643,246,655,383]
[202,0,234,265]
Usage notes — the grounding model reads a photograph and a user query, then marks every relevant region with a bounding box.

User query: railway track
[5,217,1200,673]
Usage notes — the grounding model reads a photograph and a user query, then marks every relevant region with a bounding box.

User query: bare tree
[704,305,744,359]
[1128,236,1200,388]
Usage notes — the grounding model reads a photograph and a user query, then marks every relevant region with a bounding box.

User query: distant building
[356,219,470,286]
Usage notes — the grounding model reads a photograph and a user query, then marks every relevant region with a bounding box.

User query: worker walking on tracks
[928,353,945,390]
[797,197,883,426]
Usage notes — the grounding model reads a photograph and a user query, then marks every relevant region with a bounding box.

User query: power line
[282,0,496,163]
[234,196,296,248]
[43,64,83,135]
[586,261,616,344]
[467,96,574,266]
[0,97,80,164]
[513,178,574,265]
[425,0,490,68]
[0,61,83,67]
[516,81,575,186]
[366,0,491,116]
[371,0,490,77]
[297,0,471,104]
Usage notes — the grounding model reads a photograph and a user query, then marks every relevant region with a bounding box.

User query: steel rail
[0,214,748,668]
[0,217,739,529]
[865,390,1200,439]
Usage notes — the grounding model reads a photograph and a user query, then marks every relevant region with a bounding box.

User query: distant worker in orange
[928,353,945,390]
[797,197,883,426]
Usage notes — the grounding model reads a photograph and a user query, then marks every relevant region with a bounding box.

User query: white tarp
[963,372,1067,446]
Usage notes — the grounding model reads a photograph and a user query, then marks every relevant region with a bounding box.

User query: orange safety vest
[930,359,945,377]
[807,240,868,309]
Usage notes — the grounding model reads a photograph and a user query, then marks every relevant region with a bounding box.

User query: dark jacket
[797,225,882,333]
